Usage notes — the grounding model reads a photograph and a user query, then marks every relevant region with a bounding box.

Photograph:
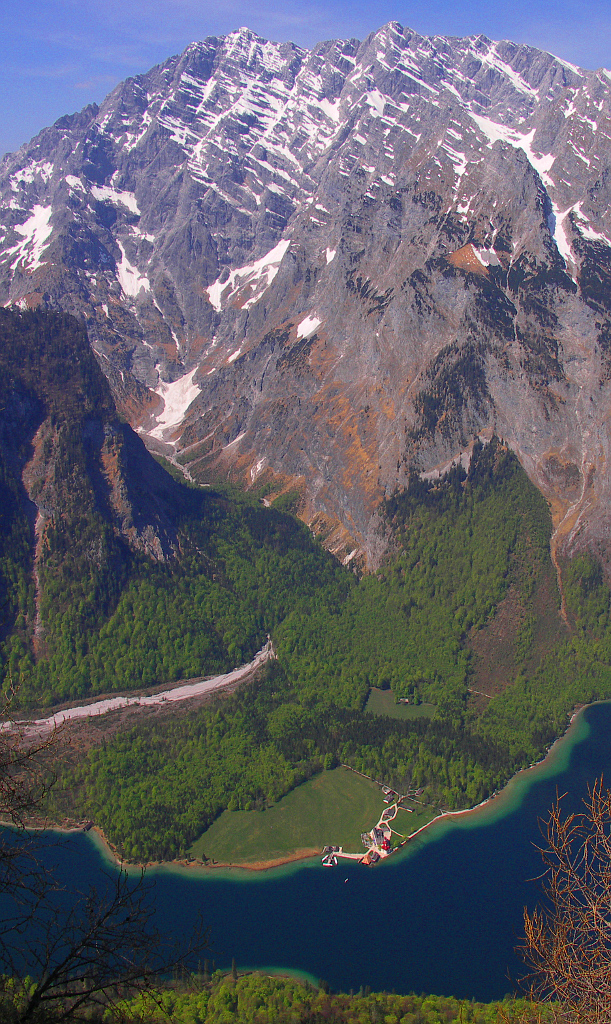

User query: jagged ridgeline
[5,24,611,570]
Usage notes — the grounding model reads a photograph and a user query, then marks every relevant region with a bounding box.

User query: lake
[3,700,609,1001]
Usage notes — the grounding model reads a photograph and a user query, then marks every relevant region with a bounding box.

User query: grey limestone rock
[2,23,611,564]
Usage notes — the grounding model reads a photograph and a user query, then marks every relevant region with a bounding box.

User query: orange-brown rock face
[3,25,611,565]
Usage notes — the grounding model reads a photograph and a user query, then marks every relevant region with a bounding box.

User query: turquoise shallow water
[2,701,608,1000]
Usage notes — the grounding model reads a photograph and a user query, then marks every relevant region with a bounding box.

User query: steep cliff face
[0,309,180,572]
[2,25,611,564]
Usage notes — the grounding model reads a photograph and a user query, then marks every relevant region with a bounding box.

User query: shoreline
[203,849,322,871]
[399,699,591,846]
[84,824,323,875]
[45,698,594,877]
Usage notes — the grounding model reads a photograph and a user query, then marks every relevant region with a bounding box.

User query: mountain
[2,306,611,874]
[2,23,611,569]
[0,307,181,559]
[0,306,360,707]
[0,307,186,690]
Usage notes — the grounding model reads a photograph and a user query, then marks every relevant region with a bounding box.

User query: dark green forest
[111,972,548,1024]
[0,969,548,1023]
[3,309,611,862]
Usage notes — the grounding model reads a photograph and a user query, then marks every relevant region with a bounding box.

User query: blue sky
[1,0,611,159]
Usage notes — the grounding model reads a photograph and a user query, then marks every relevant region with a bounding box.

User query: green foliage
[189,766,387,864]
[49,439,576,860]
[28,497,348,704]
[271,488,303,515]
[471,549,611,762]
[111,972,547,1024]
[0,971,549,1023]
[5,310,611,867]
[276,437,553,716]
[45,431,611,862]
[0,460,36,686]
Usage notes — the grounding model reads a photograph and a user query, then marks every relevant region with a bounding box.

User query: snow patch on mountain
[573,203,611,246]
[123,111,152,152]
[297,314,322,338]
[9,205,53,271]
[473,248,501,267]
[469,113,556,187]
[443,141,469,184]
[116,241,150,297]
[91,186,141,215]
[365,90,386,117]
[556,55,585,76]
[206,238,290,311]
[11,161,54,188]
[545,204,576,269]
[250,457,266,481]
[477,43,539,99]
[319,97,341,122]
[130,226,155,242]
[149,367,201,442]
[65,175,85,192]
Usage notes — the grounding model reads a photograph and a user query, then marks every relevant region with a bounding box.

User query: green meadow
[189,767,386,864]
[365,687,437,721]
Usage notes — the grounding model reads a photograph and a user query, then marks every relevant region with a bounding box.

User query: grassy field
[395,802,438,837]
[365,687,437,720]
[189,767,387,865]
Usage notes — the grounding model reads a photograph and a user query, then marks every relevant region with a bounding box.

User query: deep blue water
[4,702,611,1001]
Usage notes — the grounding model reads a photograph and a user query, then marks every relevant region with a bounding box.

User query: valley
[4,696,602,1004]
[2,19,611,1015]
[1,303,610,882]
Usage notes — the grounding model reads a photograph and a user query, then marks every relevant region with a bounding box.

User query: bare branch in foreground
[0,702,207,1022]
[0,865,207,1022]
[519,777,611,1023]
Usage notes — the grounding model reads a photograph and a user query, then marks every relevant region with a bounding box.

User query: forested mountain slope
[57,439,611,863]
[3,310,611,860]
[0,308,347,705]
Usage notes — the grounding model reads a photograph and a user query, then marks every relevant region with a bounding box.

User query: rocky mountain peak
[2,25,611,569]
